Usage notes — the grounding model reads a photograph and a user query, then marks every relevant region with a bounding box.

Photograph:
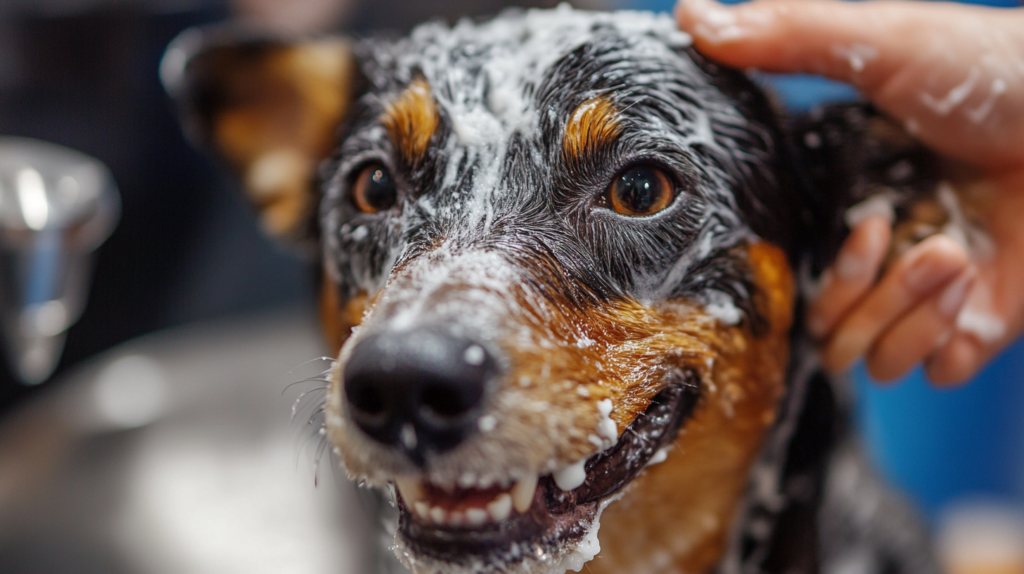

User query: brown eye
[352,163,397,213]
[608,166,674,217]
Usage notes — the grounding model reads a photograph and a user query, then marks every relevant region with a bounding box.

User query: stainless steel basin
[0,309,380,574]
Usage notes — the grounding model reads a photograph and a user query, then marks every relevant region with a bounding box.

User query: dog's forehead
[362,8,694,144]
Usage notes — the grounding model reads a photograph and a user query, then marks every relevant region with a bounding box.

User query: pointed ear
[162,28,357,246]
[787,103,944,273]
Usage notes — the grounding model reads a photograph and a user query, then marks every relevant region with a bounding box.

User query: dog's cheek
[594,242,794,574]
[747,241,796,334]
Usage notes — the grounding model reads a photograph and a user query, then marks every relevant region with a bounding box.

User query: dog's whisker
[617,96,644,114]
[292,385,329,405]
[305,406,326,426]
[290,388,328,421]
[284,356,338,377]
[625,426,652,446]
[295,421,329,470]
[282,377,331,395]
[295,402,326,427]
[313,435,332,487]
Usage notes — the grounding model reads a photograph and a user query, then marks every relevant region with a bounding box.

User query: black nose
[342,328,495,464]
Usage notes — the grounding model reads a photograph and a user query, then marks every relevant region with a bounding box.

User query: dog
[162,7,956,573]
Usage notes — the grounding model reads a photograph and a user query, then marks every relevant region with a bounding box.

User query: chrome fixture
[0,137,119,384]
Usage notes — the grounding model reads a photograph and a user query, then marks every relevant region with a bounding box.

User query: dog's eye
[608,166,674,217]
[351,163,397,214]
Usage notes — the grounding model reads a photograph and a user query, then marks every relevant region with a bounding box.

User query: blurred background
[0,0,1021,572]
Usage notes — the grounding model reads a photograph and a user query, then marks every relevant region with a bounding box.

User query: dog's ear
[161,29,357,247]
[787,103,946,275]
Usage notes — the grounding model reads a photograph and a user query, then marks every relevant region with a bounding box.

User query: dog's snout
[343,328,495,463]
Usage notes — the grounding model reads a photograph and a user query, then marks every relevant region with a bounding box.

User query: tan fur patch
[562,96,621,164]
[382,78,439,164]
[593,241,794,574]
[210,40,353,238]
[318,279,369,355]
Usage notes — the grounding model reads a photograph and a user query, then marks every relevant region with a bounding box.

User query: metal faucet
[0,137,120,384]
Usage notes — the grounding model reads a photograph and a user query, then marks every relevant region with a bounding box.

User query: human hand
[676,0,1024,384]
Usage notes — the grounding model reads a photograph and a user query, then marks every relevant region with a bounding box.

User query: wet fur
[166,8,944,574]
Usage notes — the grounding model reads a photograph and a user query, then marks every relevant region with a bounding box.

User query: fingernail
[904,247,962,295]
[833,219,889,282]
[937,271,974,318]
[927,335,979,386]
[834,249,868,280]
[684,0,749,44]
[825,329,868,372]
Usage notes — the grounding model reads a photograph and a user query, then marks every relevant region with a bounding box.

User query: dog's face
[167,9,808,573]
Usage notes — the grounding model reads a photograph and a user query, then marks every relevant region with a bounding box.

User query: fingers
[807,215,892,339]
[820,234,970,374]
[926,172,1024,384]
[925,333,984,386]
[814,172,1024,385]
[864,270,975,381]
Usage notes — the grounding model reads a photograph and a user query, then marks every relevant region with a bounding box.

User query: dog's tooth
[414,501,430,520]
[478,475,494,489]
[487,493,512,522]
[458,472,477,489]
[395,477,424,504]
[511,474,538,514]
[465,508,489,526]
[553,459,587,491]
[429,507,446,524]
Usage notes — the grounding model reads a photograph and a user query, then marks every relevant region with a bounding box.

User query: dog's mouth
[392,381,699,571]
